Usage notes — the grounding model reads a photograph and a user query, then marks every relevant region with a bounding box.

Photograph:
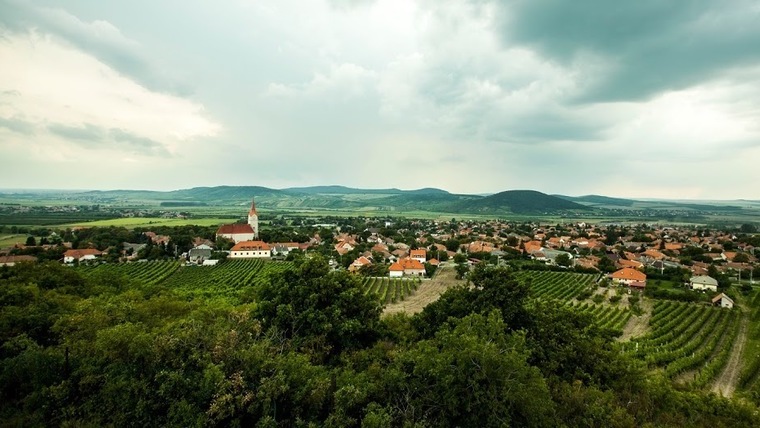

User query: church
[216,199,259,243]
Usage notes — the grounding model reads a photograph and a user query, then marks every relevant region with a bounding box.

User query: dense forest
[1,259,758,427]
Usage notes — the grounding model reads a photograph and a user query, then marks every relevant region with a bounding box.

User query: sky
[1,0,759,199]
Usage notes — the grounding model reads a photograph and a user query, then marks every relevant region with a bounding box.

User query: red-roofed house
[609,268,647,287]
[389,262,404,277]
[230,240,271,258]
[349,256,372,273]
[410,249,426,264]
[63,248,102,264]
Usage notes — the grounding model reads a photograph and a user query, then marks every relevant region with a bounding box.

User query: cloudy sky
[1,0,759,199]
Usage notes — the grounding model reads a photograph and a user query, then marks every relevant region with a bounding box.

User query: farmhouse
[690,275,719,292]
[229,240,271,259]
[711,293,735,309]
[609,268,647,288]
[216,199,259,243]
[388,258,426,277]
[349,256,372,273]
[63,248,102,264]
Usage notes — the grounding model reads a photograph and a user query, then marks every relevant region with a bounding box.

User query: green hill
[450,190,591,214]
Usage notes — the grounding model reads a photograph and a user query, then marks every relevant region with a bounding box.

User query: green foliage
[254,255,382,361]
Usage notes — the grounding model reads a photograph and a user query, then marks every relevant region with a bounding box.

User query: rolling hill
[449,190,591,214]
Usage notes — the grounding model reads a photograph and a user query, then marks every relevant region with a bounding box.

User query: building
[188,244,213,263]
[389,262,404,277]
[0,255,36,266]
[216,199,259,243]
[690,275,719,292]
[410,248,427,264]
[609,268,647,288]
[63,248,102,264]
[349,256,372,273]
[712,293,735,309]
[229,240,271,259]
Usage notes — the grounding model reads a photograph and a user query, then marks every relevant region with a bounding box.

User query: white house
[690,275,718,292]
[711,293,734,309]
[63,249,102,264]
[229,240,271,259]
[410,249,427,264]
[389,263,404,277]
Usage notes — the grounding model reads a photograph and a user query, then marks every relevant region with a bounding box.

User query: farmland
[361,276,421,305]
[623,300,741,390]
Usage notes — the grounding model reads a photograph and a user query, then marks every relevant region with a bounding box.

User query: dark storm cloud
[498,0,760,102]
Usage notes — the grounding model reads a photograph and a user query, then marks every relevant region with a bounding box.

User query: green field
[61,217,233,228]
[0,234,26,247]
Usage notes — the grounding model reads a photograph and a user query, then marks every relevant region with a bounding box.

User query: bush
[592,294,604,304]
[609,295,622,304]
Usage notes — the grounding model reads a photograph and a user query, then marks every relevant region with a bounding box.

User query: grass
[61,217,232,228]
[0,234,26,247]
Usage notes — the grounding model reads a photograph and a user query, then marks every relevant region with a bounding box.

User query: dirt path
[710,312,749,397]
[383,264,464,316]
[618,298,654,342]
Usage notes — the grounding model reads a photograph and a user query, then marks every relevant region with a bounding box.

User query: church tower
[247,198,259,239]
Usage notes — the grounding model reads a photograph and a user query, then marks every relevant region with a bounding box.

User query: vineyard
[361,276,420,305]
[77,259,295,302]
[571,302,632,333]
[513,270,598,301]
[738,290,760,400]
[76,260,181,285]
[623,300,740,389]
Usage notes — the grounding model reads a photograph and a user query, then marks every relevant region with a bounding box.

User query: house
[690,275,719,292]
[216,199,259,243]
[389,262,404,277]
[711,293,735,309]
[400,258,426,276]
[609,268,647,288]
[0,255,36,266]
[63,248,102,264]
[188,244,213,263]
[229,240,271,259]
[410,248,427,264]
[349,256,372,273]
[271,242,301,257]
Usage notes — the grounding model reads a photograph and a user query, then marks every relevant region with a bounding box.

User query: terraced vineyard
[76,260,181,285]
[572,302,632,332]
[624,300,740,388]
[513,270,598,301]
[361,277,420,305]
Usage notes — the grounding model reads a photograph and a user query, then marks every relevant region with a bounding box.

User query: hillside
[450,190,591,214]
[556,194,637,207]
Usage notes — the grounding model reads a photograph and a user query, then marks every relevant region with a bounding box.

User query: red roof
[609,268,647,282]
[217,224,254,235]
[64,248,102,258]
[400,258,425,270]
[231,240,270,251]
[389,262,404,271]
[410,249,426,258]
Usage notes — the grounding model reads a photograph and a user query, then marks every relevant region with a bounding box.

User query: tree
[254,255,382,361]
[555,253,572,267]
[25,236,36,246]
[733,252,750,263]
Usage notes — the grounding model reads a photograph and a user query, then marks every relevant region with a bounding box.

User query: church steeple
[248,198,259,239]
[248,198,257,216]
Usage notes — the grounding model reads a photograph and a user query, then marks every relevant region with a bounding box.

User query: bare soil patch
[710,312,749,397]
[383,264,464,316]
[618,298,654,342]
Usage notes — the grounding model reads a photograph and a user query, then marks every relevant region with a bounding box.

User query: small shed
[711,293,734,309]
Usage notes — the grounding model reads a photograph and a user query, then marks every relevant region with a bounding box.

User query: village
[1,198,757,309]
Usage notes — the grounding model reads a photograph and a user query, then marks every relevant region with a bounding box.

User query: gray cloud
[497,0,760,102]
[47,123,168,155]
[0,0,191,95]
[0,116,36,134]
